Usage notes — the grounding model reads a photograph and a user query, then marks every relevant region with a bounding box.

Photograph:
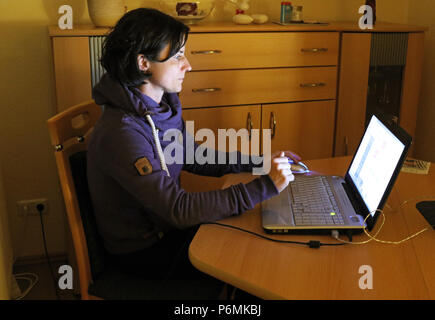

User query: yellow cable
[362,211,428,245]
[333,196,435,245]
[333,209,384,245]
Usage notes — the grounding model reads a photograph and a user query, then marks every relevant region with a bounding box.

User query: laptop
[262,113,412,235]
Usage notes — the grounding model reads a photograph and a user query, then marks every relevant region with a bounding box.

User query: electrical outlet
[17,198,49,217]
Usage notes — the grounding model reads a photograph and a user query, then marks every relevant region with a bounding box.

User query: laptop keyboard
[290,176,345,226]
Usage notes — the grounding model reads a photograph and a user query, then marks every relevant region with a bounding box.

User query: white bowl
[159,0,215,25]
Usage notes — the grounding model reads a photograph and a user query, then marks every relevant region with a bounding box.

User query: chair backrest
[46,101,104,300]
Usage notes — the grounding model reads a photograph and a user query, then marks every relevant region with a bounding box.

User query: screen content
[348,116,405,215]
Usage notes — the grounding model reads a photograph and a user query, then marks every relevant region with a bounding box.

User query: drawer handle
[270,112,276,139]
[247,112,253,140]
[192,88,222,93]
[300,82,326,88]
[344,136,349,156]
[191,50,222,55]
[301,48,329,53]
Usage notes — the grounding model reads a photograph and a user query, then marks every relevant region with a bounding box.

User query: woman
[87,8,298,298]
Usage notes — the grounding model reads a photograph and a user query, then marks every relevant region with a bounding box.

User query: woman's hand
[271,150,301,164]
[268,151,295,192]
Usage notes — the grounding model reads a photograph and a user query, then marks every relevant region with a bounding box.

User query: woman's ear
[137,54,150,72]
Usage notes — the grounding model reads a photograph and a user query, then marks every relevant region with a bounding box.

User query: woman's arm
[181,120,263,177]
[98,127,279,229]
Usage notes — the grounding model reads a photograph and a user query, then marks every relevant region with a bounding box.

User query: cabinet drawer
[186,32,339,70]
[181,67,337,108]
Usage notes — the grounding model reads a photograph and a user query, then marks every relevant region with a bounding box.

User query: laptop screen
[348,115,406,216]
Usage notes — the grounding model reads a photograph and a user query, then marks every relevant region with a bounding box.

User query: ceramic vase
[87,0,126,27]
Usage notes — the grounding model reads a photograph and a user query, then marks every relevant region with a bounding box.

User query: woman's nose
[184,58,192,72]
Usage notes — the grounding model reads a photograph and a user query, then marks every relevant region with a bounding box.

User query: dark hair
[100,8,189,87]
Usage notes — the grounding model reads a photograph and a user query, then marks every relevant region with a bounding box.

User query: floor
[11,258,258,300]
[12,259,79,300]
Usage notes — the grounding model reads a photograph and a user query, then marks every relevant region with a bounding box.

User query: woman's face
[138,43,192,102]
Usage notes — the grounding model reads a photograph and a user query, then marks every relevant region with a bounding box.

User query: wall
[216,0,409,23]
[0,0,91,260]
[0,0,432,264]
[0,160,13,299]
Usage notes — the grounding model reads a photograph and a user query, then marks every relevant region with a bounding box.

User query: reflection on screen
[348,116,405,215]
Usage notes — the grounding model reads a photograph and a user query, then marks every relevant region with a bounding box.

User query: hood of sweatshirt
[92,73,183,132]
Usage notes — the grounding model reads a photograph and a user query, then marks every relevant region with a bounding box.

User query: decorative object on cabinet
[233,13,253,25]
[251,14,268,24]
[87,0,126,27]
[222,0,268,25]
[159,0,216,24]
[230,0,251,24]
[291,6,303,22]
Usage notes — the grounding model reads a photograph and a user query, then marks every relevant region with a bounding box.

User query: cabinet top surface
[49,21,427,36]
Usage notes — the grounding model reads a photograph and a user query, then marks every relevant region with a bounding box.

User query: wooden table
[188,157,435,299]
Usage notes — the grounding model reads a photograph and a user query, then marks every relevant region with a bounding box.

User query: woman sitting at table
[87,7,300,298]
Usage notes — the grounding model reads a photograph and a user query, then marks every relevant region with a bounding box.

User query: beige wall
[0,0,433,266]
[0,0,91,260]
[0,160,13,299]
[215,0,409,23]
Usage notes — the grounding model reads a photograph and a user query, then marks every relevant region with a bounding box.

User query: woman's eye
[174,53,185,60]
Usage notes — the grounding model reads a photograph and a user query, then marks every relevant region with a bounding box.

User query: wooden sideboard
[49,21,426,164]
[181,30,338,161]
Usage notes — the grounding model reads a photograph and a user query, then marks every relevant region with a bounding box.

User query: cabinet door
[261,101,335,160]
[335,33,372,156]
[182,105,261,153]
[180,105,261,192]
[400,32,424,156]
[52,37,92,112]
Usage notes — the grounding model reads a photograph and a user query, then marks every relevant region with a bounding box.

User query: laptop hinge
[342,182,367,217]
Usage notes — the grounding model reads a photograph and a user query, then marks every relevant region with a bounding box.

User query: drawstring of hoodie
[145,114,171,177]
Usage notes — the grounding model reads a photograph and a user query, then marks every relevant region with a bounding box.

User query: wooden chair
[47,100,108,299]
[47,100,224,300]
